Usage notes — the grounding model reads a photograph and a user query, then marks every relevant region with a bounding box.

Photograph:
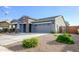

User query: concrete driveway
[0,33,48,46]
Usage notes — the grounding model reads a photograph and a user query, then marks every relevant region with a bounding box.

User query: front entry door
[29,24,32,32]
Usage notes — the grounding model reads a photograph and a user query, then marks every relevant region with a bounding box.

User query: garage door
[32,23,53,33]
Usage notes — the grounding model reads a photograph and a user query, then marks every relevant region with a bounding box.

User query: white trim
[32,22,52,24]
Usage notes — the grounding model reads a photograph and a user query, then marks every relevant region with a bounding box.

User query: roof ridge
[39,15,63,20]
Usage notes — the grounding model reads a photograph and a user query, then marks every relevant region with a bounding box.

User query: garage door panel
[33,23,53,33]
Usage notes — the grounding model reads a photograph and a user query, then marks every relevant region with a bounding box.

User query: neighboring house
[11,15,66,33]
[0,21,11,29]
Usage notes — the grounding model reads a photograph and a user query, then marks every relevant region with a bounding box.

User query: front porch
[11,24,32,33]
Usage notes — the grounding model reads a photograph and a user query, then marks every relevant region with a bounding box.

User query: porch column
[9,24,12,29]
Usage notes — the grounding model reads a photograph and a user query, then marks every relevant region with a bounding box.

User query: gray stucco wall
[54,16,66,32]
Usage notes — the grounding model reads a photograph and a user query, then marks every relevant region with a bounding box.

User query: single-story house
[11,15,66,33]
[0,21,11,32]
[0,21,11,29]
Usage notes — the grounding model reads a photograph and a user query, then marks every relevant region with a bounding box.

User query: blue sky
[0,6,79,26]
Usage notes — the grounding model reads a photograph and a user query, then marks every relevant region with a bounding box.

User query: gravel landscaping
[3,34,79,52]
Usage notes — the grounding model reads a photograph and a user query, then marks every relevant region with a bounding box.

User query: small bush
[1,28,9,33]
[22,37,39,48]
[56,34,74,44]
[54,34,58,36]
[50,31,55,34]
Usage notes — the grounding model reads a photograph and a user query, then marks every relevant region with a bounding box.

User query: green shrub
[2,28,9,32]
[50,30,55,34]
[22,37,39,48]
[56,34,74,44]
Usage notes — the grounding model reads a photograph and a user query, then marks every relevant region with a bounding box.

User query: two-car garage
[31,22,55,33]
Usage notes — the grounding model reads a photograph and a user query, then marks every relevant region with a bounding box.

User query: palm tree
[0,7,9,15]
